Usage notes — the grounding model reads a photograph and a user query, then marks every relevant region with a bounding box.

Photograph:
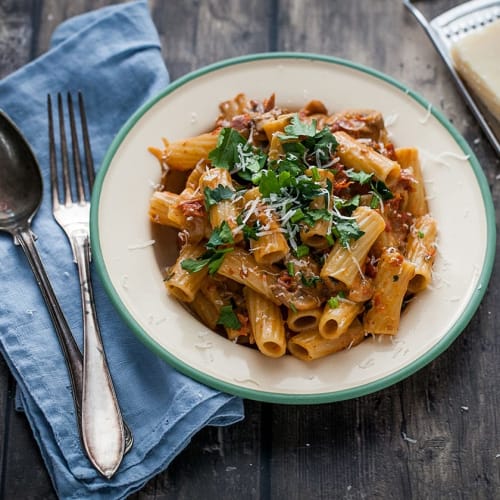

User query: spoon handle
[14,225,84,419]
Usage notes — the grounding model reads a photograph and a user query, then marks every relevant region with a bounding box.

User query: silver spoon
[0,109,132,474]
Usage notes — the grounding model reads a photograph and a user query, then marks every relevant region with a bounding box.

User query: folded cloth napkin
[0,1,244,498]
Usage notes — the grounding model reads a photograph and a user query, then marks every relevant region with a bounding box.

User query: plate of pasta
[91,53,495,403]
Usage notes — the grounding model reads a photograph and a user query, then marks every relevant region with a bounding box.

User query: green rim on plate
[90,52,496,404]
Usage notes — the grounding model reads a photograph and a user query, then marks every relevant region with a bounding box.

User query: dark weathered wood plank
[0,0,34,77]
[151,0,276,80]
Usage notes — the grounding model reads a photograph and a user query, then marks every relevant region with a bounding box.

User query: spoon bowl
[0,112,42,231]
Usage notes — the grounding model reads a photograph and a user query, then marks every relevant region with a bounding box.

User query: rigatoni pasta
[150,93,437,360]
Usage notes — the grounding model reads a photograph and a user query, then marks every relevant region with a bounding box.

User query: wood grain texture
[0,1,499,499]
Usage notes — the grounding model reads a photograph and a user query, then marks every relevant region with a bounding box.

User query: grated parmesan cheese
[127,239,156,250]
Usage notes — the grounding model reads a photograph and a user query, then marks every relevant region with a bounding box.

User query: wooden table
[1,1,499,498]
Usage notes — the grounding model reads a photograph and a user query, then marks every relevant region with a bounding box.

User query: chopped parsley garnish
[236,214,259,241]
[327,296,340,309]
[181,222,234,275]
[278,114,338,165]
[345,169,394,209]
[206,221,234,248]
[295,245,310,258]
[345,169,373,185]
[332,219,365,248]
[369,180,394,209]
[208,127,266,181]
[217,305,241,329]
[281,114,317,139]
[327,291,346,308]
[417,231,425,239]
[204,184,234,209]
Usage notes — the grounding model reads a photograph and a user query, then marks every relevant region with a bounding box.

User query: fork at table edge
[48,93,133,478]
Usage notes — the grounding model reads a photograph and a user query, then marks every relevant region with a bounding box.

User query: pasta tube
[406,214,438,293]
[164,130,220,170]
[217,248,279,303]
[199,167,241,240]
[244,287,286,358]
[149,191,185,228]
[243,188,289,265]
[287,307,322,332]
[165,244,209,302]
[189,291,219,330]
[363,248,415,335]
[318,300,364,339]
[287,319,365,361]
[395,147,428,217]
[333,131,401,185]
[217,248,321,311]
[320,206,385,287]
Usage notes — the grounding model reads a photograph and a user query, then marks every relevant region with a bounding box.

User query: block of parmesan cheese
[451,19,500,122]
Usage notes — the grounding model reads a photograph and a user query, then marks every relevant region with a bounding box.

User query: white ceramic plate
[91,54,495,403]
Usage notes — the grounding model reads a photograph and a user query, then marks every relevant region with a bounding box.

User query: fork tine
[57,93,73,207]
[78,92,95,191]
[47,95,60,211]
[67,93,86,203]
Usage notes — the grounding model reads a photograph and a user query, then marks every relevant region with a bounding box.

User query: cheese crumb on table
[451,19,500,121]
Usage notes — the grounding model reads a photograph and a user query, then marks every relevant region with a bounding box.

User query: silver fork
[48,92,132,478]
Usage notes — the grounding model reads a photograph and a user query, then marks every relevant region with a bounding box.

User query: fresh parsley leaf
[181,222,235,275]
[206,221,234,248]
[302,208,331,227]
[370,180,393,201]
[181,247,233,275]
[332,219,365,247]
[217,305,241,329]
[204,185,234,209]
[282,114,317,138]
[208,128,266,179]
[236,215,259,241]
[346,169,373,185]
[258,169,282,197]
[417,231,425,239]
[282,141,307,159]
[369,179,393,208]
[181,256,212,274]
[207,250,231,274]
[334,194,360,214]
[312,128,338,160]
[208,128,245,169]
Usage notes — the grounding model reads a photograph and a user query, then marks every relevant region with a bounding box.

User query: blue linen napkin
[0,1,244,498]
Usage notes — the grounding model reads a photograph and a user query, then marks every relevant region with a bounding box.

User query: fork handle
[14,226,84,421]
[72,231,126,479]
